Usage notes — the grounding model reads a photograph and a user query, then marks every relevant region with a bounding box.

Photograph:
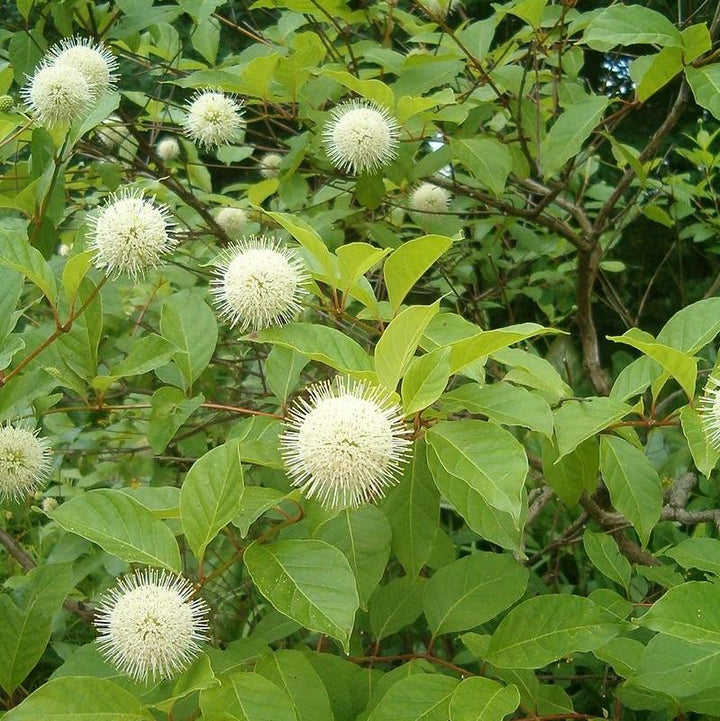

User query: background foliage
[2,0,720,719]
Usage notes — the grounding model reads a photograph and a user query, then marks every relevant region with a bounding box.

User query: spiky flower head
[322,100,400,175]
[95,114,125,149]
[183,90,244,149]
[259,152,283,179]
[156,136,180,161]
[21,64,91,128]
[280,378,412,508]
[410,182,451,215]
[211,236,308,332]
[0,95,14,113]
[699,375,720,452]
[215,207,248,239]
[0,424,52,504]
[95,569,209,683]
[47,37,118,99]
[88,188,176,280]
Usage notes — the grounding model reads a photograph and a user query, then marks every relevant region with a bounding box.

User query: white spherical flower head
[323,100,400,175]
[215,207,248,239]
[280,378,412,508]
[95,569,209,682]
[95,114,125,149]
[259,152,283,179]
[47,37,118,98]
[184,91,244,149]
[699,376,720,451]
[88,188,176,279]
[211,237,308,332]
[0,424,52,504]
[410,182,451,215]
[156,136,181,161]
[21,64,91,128]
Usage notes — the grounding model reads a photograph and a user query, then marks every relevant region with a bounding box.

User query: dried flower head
[215,207,248,239]
[323,100,400,175]
[88,188,176,279]
[259,152,283,179]
[183,90,244,149]
[47,37,118,98]
[95,569,209,682]
[280,378,411,508]
[21,63,92,128]
[0,424,52,504]
[410,182,451,215]
[95,114,125,149]
[211,236,308,332]
[156,136,181,161]
[699,375,720,452]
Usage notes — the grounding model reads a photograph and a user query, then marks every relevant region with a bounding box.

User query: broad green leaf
[200,671,297,721]
[369,576,427,641]
[232,486,289,537]
[147,387,203,454]
[553,397,631,458]
[61,251,94,307]
[441,382,553,437]
[4,677,154,720]
[449,677,520,721]
[540,95,608,177]
[337,242,389,296]
[384,234,455,312]
[402,347,452,416]
[0,266,22,346]
[665,538,720,577]
[640,581,720,644]
[506,0,547,27]
[303,653,371,721]
[375,302,439,392]
[426,420,527,524]
[656,297,720,352]
[383,439,441,575]
[231,415,284,469]
[180,440,244,560]
[542,437,598,506]
[316,506,391,609]
[592,637,645,677]
[630,48,683,102]
[681,24,712,63]
[255,650,333,721]
[584,5,683,51]
[48,489,181,571]
[599,436,662,547]
[244,539,359,652]
[0,226,57,303]
[321,70,394,109]
[120,486,181,518]
[251,323,374,378]
[265,345,308,403]
[583,530,631,592]
[493,348,572,402]
[486,595,624,669]
[686,65,720,121]
[111,333,178,378]
[608,328,697,400]
[423,552,528,636]
[367,673,459,721]
[679,406,719,477]
[452,138,512,196]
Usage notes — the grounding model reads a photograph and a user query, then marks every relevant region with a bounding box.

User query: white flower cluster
[0,424,52,503]
[410,182,451,215]
[22,37,117,128]
[699,376,720,451]
[183,90,244,149]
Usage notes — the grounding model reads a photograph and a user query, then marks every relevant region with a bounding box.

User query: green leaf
[553,397,631,459]
[200,671,297,721]
[337,242,389,296]
[0,266,22,347]
[111,333,179,378]
[61,251,94,307]
[256,650,332,721]
[315,506,391,609]
[540,95,608,177]
[180,440,244,561]
[542,437,598,506]
[265,346,308,403]
[375,302,440,392]
[48,489,182,571]
[607,328,697,400]
[426,420,527,525]
[402,347,452,416]
[584,5,683,51]
[452,138,512,196]
[441,382,553,437]
[423,552,528,636]
[0,226,57,303]
[383,439,441,576]
[640,581,720,644]
[486,595,624,669]
[232,486,289,537]
[656,297,720,352]
[449,677,520,721]
[244,539,359,653]
[599,435,662,547]
[4,677,154,720]
[148,387,203,454]
[369,576,427,641]
[321,70,394,109]
[679,406,719,477]
[251,323,374,378]
[367,673,459,721]
[630,48,684,102]
[583,530,631,592]
[384,234,455,313]
[665,538,720,578]
[493,348,572,402]
[685,65,720,120]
